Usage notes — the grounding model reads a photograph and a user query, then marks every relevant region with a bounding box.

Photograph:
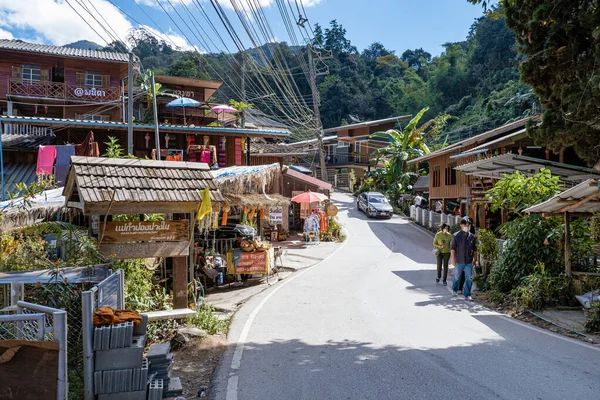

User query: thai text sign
[235,252,268,274]
[99,220,189,243]
[74,87,106,97]
[269,206,283,224]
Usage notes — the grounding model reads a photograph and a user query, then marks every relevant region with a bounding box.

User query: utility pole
[308,46,329,183]
[127,52,134,155]
[241,54,251,166]
[151,73,161,161]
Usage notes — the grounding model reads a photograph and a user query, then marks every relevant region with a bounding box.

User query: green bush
[584,301,600,333]
[187,302,229,335]
[0,232,50,271]
[490,215,562,293]
[113,259,155,311]
[477,229,498,277]
[511,264,567,311]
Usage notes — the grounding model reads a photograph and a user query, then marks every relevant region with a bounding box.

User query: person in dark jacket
[451,218,478,301]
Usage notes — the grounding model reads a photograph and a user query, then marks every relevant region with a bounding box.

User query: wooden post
[564,211,572,277]
[173,256,188,309]
[189,212,195,290]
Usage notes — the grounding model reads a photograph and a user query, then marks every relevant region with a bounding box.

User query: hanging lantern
[248,208,256,220]
[212,212,219,229]
[221,203,231,226]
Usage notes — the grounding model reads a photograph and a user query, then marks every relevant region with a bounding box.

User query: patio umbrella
[166,97,200,125]
[210,104,238,124]
[290,190,328,203]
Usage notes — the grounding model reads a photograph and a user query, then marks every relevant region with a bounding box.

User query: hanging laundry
[37,145,57,175]
[54,145,75,184]
[75,131,93,156]
[200,151,211,164]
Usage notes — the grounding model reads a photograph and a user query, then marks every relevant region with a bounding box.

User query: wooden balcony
[7,78,120,102]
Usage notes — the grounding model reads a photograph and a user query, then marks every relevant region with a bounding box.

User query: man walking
[450,218,477,301]
[414,193,423,208]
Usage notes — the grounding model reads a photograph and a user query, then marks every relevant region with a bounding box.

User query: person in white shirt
[414,193,423,207]
[435,200,443,213]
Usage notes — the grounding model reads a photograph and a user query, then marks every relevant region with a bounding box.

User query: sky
[0,0,487,56]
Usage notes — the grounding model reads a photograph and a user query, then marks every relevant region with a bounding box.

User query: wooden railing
[8,78,120,102]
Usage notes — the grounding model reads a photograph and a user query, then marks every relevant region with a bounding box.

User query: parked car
[357,192,393,218]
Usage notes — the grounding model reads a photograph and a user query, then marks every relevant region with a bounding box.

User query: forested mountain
[119,9,538,136]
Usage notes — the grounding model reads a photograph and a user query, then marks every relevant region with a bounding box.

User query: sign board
[269,206,283,224]
[99,221,189,243]
[235,251,269,274]
[326,204,338,217]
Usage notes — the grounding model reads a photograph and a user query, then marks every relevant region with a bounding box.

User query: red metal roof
[284,168,332,191]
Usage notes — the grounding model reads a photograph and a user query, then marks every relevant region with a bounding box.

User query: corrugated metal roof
[453,128,528,158]
[524,180,600,215]
[323,115,412,134]
[63,156,224,215]
[0,39,130,63]
[454,154,600,184]
[284,168,332,190]
[2,133,55,149]
[0,115,289,138]
[408,117,537,164]
[3,163,38,195]
[412,175,429,191]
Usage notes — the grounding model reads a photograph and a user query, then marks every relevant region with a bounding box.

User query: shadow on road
[392,269,490,314]
[219,335,599,400]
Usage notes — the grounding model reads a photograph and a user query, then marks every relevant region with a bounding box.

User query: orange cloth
[93,307,142,327]
[319,211,327,232]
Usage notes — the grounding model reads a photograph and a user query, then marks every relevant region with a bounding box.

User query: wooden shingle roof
[63,157,223,215]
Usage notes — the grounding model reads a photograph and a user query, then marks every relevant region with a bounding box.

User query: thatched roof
[212,163,282,195]
[223,193,290,209]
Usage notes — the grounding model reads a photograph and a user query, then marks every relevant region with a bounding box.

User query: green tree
[469,0,600,165]
[370,108,450,194]
[484,168,560,215]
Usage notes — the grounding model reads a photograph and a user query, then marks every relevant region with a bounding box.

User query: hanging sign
[99,220,189,243]
[269,206,283,224]
[234,251,270,274]
[326,204,338,217]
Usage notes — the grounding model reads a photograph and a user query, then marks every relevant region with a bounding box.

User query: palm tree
[370,107,449,195]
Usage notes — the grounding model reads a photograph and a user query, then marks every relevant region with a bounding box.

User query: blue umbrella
[166,97,200,125]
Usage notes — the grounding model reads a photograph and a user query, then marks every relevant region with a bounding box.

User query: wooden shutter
[76,72,85,85]
[40,69,49,82]
[11,66,21,79]
[101,75,110,88]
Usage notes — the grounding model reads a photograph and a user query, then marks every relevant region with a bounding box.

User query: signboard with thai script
[234,251,270,274]
[269,206,283,224]
[99,221,189,243]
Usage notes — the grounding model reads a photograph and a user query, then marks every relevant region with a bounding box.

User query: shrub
[477,229,498,277]
[585,301,600,333]
[187,302,229,335]
[0,232,51,271]
[490,215,562,293]
[511,264,567,311]
[113,259,155,310]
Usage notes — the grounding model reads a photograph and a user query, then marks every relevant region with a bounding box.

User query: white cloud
[139,24,197,51]
[135,0,321,10]
[134,0,193,8]
[0,27,13,39]
[0,0,194,51]
[0,0,132,45]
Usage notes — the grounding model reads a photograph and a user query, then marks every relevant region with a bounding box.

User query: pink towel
[200,150,211,164]
[37,145,57,175]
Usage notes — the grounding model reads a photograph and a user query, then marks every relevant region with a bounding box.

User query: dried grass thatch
[223,193,289,210]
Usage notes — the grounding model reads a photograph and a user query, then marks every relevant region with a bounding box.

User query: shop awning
[454,154,600,184]
[524,180,600,216]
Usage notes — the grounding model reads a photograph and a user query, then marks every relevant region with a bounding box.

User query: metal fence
[0,300,68,399]
[81,270,125,400]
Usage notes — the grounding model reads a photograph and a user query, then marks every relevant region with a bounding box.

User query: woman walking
[433,223,452,285]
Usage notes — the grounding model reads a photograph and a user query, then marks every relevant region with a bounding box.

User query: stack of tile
[146,342,183,398]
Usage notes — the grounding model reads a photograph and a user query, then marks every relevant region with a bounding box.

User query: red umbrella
[290,190,328,203]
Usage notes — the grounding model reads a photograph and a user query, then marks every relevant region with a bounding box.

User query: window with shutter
[84,70,103,87]
[22,64,41,82]
[40,69,50,82]
[101,75,110,88]
[76,72,85,85]
[11,66,22,79]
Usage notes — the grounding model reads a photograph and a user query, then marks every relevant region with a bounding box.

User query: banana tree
[370,107,449,196]
[137,70,176,123]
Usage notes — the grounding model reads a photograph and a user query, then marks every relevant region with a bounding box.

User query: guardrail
[8,78,120,102]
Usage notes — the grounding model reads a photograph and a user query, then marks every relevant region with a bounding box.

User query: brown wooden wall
[427,150,476,201]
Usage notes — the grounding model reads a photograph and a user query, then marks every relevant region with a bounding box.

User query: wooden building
[409,117,600,230]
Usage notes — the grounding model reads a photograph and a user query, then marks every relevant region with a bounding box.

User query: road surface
[213,192,600,400]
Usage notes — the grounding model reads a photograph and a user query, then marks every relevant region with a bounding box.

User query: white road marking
[226,223,350,400]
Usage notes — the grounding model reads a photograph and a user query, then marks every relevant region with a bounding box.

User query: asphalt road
[213,192,600,400]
